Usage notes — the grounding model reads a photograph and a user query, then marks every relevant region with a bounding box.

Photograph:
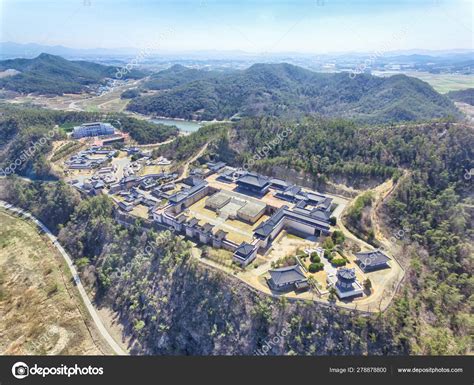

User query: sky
[0,0,472,54]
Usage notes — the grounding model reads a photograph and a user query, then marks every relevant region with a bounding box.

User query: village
[54,121,403,311]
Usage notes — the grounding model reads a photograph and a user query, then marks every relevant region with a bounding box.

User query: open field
[4,79,143,113]
[139,164,171,176]
[0,209,103,355]
[406,72,473,93]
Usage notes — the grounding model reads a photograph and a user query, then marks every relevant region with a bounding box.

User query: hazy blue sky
[1,0,472,53]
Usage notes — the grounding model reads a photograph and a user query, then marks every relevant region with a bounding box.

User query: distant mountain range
[1,41,472,61]
[128,62,460,124]
[0,42,138,59]
[0,53,145,95]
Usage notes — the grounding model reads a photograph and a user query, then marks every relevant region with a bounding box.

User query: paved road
[0,200,127,356]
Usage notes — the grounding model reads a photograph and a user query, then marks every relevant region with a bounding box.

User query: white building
[72,122,115,139]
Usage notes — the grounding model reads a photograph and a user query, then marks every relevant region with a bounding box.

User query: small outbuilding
[354,250,391,272]
[267,265,308,292]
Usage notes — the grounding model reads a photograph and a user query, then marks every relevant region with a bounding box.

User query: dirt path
[336,172,408,311]
[177,142,209,180]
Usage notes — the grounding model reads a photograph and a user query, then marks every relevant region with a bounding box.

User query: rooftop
[269,265,306,286]
[236,172,271,188]
[355,250,391,266]
[337,268,356,281]
[234,242,255,258]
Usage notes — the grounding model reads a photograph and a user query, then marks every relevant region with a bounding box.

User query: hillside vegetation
[0,53,144,95]
[128,63,460,123]
[144,64,225,90]
[447,88,474,105]
[0,209,102,355]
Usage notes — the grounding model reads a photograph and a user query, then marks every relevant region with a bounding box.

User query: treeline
[144,64,225,90]
[345,192,376,245]
[0,177,80,232]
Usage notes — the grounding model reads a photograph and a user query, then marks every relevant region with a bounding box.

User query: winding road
[0,200,127,356]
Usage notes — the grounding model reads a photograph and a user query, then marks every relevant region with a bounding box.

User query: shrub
[324,249,333,260]
[76,257,89,269]
[364,278,372,292]
[308,262,324,273]
[275,255,297,268]
[331,230,345,245]
[331,258,347,266]
[329,216,337,226]
[322,237,334,250]
[121,89,140,99]
[310,253,321,263]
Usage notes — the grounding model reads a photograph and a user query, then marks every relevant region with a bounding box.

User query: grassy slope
[0,209,103,355]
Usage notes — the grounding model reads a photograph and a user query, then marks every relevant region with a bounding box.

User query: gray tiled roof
[254,205,330,238]
[214,229,228,240]
[355,250,390,266]
[337,267,356,281]
[269,265,306,285]
[187,218,199,227]
[237,172,270,188]
[235,242,255,258]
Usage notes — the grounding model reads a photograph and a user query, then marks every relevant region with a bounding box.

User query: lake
[151,118,202,133]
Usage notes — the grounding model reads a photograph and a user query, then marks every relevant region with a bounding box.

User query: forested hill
[0,53,145,95]
[127,63,460,123]
[447,88,474,106]
[143,64,226,90]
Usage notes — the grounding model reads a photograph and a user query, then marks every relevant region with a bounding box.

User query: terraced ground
[0,209,104,355]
